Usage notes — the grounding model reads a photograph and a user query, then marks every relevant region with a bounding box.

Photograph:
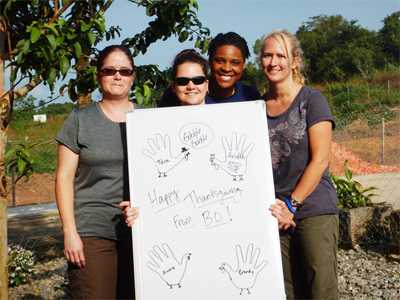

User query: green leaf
[135,90,144,105]
[10,68,17,83]
[143,84,151,98]
[87,31,96,45]
[73,42,82,58]
[178,31,189,42]
[30,26,41,43]
[80,21,91,32]
[5,149,16,161]
[95,18,106,33]
[17,159,27,175]
[44,23,59,36]
[60,56,70,77]
[47,68,57,88]
[46,34,57,50]
[21,40,30,54]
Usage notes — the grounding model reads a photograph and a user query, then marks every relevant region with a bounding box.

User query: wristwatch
[283,195,302,214]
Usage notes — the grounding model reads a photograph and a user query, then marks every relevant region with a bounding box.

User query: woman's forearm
[55,145,80,235]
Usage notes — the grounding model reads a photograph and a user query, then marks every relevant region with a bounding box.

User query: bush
[331,161,378,209]
[8,244,36,287]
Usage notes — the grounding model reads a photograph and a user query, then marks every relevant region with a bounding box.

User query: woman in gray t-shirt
[262,31,338,299]
[56,45,138,299]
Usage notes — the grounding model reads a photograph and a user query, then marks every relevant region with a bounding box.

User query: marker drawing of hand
[210,132,254,181]
[146,243,192,289]
[143,134,190,178]
[219,243,267,295]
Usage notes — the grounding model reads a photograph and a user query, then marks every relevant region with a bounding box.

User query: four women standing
[56,30,338,299]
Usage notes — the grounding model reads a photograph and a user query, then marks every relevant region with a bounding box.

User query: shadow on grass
[8,213,64,262]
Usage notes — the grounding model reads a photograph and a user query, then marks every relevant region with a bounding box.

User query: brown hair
[172,49,209,80]
[260,30,305,85]
[97,45,134,71]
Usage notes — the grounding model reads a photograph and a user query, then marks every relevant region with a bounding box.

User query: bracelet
[283,196,301,214]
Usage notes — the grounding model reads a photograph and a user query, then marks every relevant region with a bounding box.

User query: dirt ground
[6,141,400,207]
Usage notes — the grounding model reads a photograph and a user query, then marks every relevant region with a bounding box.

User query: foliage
[4,142,35,183]
[2,0,109,96]
[331,162,377,209]
[133,64,170,107]
[8,244,36,287]
[124,0,210,55]
[296,15,378,82]
[379,11,400,65]
[323,78,400,128]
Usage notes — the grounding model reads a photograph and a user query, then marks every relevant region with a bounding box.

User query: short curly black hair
[208,32,250,61]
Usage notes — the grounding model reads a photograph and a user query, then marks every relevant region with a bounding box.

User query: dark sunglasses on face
[99,68,134,77]
[175,76,207,86]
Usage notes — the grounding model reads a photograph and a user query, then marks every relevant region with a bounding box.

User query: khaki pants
[280,214,339,300]
[67,237,135,299]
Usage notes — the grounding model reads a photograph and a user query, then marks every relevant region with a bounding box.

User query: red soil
[7,142,399,207]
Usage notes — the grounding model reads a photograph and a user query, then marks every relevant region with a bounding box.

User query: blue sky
[103,0,400,68]
[14,0,400,102]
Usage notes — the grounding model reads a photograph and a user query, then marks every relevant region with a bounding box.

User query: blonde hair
[259,30,305,85]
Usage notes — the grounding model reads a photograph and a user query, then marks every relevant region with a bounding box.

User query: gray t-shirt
[56,102,130,240]
[267,86,338,220]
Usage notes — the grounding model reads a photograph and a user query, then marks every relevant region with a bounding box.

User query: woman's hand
[269,199,296,230]
[119,201,139,227]
[64,231,85,268]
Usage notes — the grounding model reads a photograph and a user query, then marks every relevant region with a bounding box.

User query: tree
[0,1,209,297]
[296,15,377,82]
[378,11,400,65]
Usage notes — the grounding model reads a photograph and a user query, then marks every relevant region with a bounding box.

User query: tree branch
[13,76,42,99]
[50,0,75,23]
[100,0,114,13]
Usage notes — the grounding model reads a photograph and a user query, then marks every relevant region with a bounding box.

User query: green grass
[7,114,67,174]
[321,71,400,128]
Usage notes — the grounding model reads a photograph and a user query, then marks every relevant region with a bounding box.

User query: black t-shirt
[205,82,260,104]
[267,86,338,219]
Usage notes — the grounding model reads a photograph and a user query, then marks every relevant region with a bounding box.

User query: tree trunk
[0,18,8,299]
[0,131,7,300]
[77,56,92,107]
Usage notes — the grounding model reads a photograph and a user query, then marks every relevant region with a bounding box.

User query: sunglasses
[99,68,134,77]
[175,76,207,86]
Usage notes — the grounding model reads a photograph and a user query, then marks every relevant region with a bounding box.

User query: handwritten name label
[179,123,214,149]
[238,269,255,276]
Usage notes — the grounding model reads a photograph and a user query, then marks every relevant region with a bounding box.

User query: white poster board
[126,101,285,300]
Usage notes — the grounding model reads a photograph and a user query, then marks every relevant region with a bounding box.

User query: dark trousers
[67,237,135,299]
[280,214,339,300]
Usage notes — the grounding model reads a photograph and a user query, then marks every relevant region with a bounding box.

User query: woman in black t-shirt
[261,30,339,300]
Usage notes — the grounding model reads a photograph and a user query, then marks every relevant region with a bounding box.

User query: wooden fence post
[381,118,385,164]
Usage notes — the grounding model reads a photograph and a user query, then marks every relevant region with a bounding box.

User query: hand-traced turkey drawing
[143,134,190,178]
[147,243,192,289]
[210,132,254,181]
[219,243,267,295]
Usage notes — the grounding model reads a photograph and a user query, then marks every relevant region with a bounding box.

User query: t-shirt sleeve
[306,89,336,130]
[55,108,80,153]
